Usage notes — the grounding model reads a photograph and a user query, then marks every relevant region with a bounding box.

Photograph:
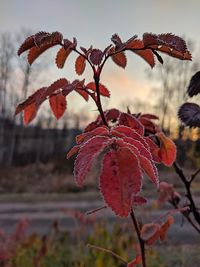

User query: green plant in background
[0,216,164,267]
[1,213,200,267]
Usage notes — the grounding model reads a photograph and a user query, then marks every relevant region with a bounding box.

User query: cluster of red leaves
[110,33,191,69]
[141,216,174,245]
[16,31,181,218]
[67,109,176,217]
[15,78,110,125]
[18,31,191,72]
[16,31,191,125]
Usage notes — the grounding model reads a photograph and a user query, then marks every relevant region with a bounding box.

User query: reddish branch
[92,52,147,266]
[94,74,108,127]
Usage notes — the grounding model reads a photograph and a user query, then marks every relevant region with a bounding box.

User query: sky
[0,0,200,115]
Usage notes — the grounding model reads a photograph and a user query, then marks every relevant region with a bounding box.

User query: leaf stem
[86,205,107,215]
[73,47,94,69]
[130,208,146,267]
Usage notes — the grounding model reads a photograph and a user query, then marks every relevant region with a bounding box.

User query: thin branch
[89,45,152,126]
[86,205,107,215]
[173,162,200,226]
[60,41,94,70]
[153,206,189,224]
[78,87,98,104]
[182,212,200,234]
[190,168,200,183]
[169,198,200,234]
[130,208,146,267]
[87,244,128,265]
[99,45,148,77]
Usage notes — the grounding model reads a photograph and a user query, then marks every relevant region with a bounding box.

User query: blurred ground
[0,192,199,246]
[0,162,199,266]
[0,161,200,194]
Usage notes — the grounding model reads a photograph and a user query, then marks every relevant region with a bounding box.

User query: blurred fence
[0,118,200,168]
[0,118,81,166]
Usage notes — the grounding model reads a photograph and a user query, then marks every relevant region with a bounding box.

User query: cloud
[101,69,151,108]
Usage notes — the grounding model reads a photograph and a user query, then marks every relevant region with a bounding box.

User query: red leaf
[140,156,159,186]
[15,87,46,115]
[111,33,123,48]
[121,137,151,160]
[141,223,160,245]
[153,45,192,60]
[127,39,155,67]
[157,182,174,206]
[119,113,144,135]
[34,31,63,47]
[28,43,58,65]
[133,49,155,68]
[89,49,104,65]
[134,49,155,67]
[34,31,50,46]
[105,108,121,121]
[23,103,38,125]
[45,78,68,98]
[74,136,110,186]
[143,33,187,53]
[156,132,176,166]
[67,145,80,159]
[86,82,110,97]
[100,144,142,217]
[112,51,127,68]
[103,44,113,56]
[75,55,86,75]
[83,109,120,132]
[76,126,109,144]
[111,126,148,149]
[17,35,35,56]
[125,35,138,47]
[72,80,89,101]
[75,88,89,101]
[139,117,157,134]
[140,114,159,120]
[145,137,161,163]
[120,137,159,186]
[64,38,77,50]
[143,33,192,61]
[49,93,66,119]
[126,38,144,49]
[84,121,102,133]
[127,255,141,267]
[159,216,174,241]
[56,47,72,68]
[132,195,147,206]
